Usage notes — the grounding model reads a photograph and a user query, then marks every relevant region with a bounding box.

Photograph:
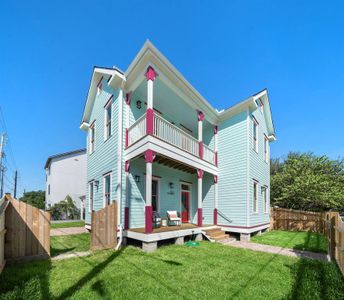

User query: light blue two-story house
[80,41,276,251]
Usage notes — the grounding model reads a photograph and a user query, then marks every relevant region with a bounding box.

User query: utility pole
[0,135,5,198]
[13,170,17,198]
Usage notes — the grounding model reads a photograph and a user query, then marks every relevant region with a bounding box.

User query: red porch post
[197,169,204,227]
[145,149,156,233]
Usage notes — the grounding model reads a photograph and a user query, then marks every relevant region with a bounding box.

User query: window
[253,181,258,213]
[89,181,94,212]
[104,98,112,140]
[264,136,268,162]
[48,184,50,195]
[89,122,95,153]
[103,173,111,206]
[263,187,268,213]
[253,118,258,152]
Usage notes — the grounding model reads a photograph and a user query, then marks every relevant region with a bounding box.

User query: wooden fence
[4,194,50,263]
[91,202,117,250]
[0,197,9,272]
[270,207,324,232]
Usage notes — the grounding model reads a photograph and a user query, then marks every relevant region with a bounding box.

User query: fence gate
[91,201,117,250]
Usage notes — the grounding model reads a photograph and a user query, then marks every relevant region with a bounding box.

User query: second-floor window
[89,122,95,153]
[253,180,258,213]
[103,172,111,206]
[253,118,258,152]
[104,98,112,140]
[264,136,268,162]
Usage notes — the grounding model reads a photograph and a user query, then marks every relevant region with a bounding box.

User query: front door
[181,184,191,222]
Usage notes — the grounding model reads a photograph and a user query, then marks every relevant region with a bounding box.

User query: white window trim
[104,97,112,141]
[89,121,95,154]
[180,181,192,223]
[263,186,269,213]
[264,135,268,163]
[253,180,258,213]
[103,172,112,207]
[88,181,94,212]
[253,118,259,153]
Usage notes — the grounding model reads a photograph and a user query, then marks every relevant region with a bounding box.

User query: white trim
[180,181,192,223]
[117,88,124,226]
[89,121,95,154]
[252,117,259,153]
[264,135,268,163]
[88,181,94,212]
[80,122,90,131]
[246,109,250,227]
[262,186,268,214]
[221,224,269,234]
[253,180,258,213]
[104,98,112,141]
[103,172,112,207]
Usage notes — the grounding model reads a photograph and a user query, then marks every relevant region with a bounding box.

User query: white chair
[167,210,181,226]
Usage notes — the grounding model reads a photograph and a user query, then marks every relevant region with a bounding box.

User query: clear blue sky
[0,1,343,195]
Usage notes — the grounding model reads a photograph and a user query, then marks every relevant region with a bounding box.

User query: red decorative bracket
[197,110,205,122]
[214,125,218,134]
[214,175,218,184]
[125,92,132,106]
[197,169,204,179]
[145,149,156,163]
[125,161,130,172]
[145,66,157,81]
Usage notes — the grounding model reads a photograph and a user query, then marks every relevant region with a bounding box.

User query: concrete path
[50,227,88,236]
[219,240,330,262]
[51,251,92,261]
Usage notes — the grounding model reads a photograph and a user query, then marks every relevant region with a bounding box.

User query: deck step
[212,234,230,241]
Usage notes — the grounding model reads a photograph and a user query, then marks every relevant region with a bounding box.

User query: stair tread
[212,234,229,240]
[204,228,223,234]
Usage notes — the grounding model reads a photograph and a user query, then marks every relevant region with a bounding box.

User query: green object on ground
[51,220,85,229]
[185,241,200,247]
[0,242,343,299]
[50,233,90,256]
[251,230,328,253]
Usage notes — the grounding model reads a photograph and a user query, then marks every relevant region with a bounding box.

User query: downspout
[115,84,124,250]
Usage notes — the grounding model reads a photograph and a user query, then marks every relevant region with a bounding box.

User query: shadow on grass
[293,231,327,253]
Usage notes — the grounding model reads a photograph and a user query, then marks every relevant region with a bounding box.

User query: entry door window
[152,179,159,212]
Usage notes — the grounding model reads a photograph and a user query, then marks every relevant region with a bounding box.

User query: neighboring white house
[45,149,87,217]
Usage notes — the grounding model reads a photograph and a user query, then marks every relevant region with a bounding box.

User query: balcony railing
[127,112,216,165]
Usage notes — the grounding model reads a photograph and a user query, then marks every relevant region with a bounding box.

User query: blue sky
[0,1,343,194]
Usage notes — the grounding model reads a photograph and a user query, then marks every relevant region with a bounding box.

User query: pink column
[125,92,132,148]
[145,66,157,136]
[145,149,156,233]
[214,175,218,225]
[198,111,205,159]
[197,169,204,227]
[124,160,130,229]
[214,125,218,166]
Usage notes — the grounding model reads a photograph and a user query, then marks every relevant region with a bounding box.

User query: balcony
[127,112,216,166]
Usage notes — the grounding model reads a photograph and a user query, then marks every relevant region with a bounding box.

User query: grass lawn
[1,242,343,300]
[251,230,328,253]
[51,221,85,229]
[50,233,90,256]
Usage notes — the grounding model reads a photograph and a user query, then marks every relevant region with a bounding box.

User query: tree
[49,195,80,220]
[19,190,45,209]
[271,152,344,212]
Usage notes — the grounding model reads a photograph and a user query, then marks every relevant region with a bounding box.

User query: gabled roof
[44,149,86,169]
[80,40,275,137]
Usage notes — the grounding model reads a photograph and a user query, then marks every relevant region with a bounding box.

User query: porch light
[136,100,142,109]
[135,175,140,183]
[94,180,99,190]
[169,182,174,189]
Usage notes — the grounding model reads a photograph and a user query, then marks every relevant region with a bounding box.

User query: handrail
[128,113,146,131]
[217,209,232,223]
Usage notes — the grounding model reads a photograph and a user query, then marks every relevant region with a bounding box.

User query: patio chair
[167,210,181,226]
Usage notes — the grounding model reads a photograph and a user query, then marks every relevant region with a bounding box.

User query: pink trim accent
[197,110,205,122]
[146,108,154,135]
[198,141,203,159]
[145,206,153,233]
[125,92,132,106]
[213,208,218,225]
[145,149,156,163]
[124,207,129,230]
[218,223,270,229]
[125,160,130,172]
[197,208,203,226]
[215,152,218,166]
[145,66,157,81]
[125,128,129,148]
[214,125,218,134]
[197,169,204,179]
[214,175,218,184]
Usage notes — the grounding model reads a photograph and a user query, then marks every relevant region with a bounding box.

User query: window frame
[103,172,112,207]
[253,118,259,153]
[263,186,268,213]
[253,180,258,213]
[88,181,94,212]
[264,135,268,163]
[104,97,112,140]
[89,121,95,154]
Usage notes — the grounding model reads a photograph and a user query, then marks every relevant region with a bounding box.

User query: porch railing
[127,114,146,146]
[153,113,199,157]
[127,112,216,165]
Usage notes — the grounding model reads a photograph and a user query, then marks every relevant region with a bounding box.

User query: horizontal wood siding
[85,80,120,224]
[218,111,248,226]
[249,105,270,226]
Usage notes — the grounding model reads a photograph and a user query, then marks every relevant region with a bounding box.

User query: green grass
[251,230,328,253]
[1,242,343,300]
[51,221,85,229]
[50,233,90,256]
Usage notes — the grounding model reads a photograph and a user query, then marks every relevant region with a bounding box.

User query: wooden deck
[128,223,212,234]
